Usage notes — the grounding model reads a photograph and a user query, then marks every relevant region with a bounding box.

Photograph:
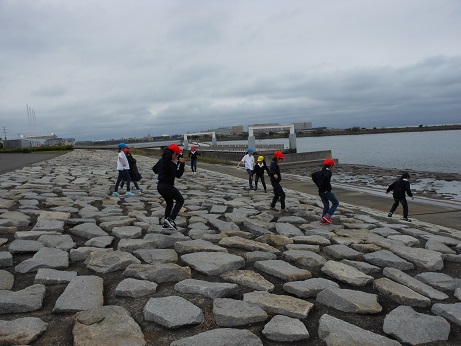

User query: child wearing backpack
[386,172,414,222]
[252,155,270,192]
[313,158,339,224]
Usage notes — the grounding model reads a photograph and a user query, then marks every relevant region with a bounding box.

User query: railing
[197,144,284,153]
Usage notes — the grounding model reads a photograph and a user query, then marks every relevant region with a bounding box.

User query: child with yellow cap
[252,155,269,192]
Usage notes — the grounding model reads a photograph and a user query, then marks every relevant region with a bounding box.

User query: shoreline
[284,163,461,203]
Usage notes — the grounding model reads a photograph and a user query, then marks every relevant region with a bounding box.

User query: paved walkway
[1,150,461,345]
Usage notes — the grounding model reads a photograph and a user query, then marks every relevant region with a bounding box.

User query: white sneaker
[112,192,121,197]
[124,191,136,197]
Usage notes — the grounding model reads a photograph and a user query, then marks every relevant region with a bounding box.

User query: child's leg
[390,198,400,213]
[261,176,267,191]
[401,198,409,218]
[325,192,339,216]
[320,193,330,217]
[254,175,259,189]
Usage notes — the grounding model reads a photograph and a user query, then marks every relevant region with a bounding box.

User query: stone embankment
[1,149,461,345]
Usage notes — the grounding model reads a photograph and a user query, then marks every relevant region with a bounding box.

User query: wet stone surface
[1,150,461,345]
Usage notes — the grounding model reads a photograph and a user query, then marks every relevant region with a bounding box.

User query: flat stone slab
[243,291,314,319]
[174,239,228,254]
[275,223,304,237]
[112,225,143,239]
[323,244,363,260]
[316,287,382,314]
[0,284,46,314]
[383,267,449,300]
[0,270,14,290]
[0,317,48,345]
[181,252,245,275]
[133,249,178,263]
[373,278,431,307]
[390,245,444,270]
[254,259,312,281]
[84,235,114,248]
[15,247,69,273]
[213,298,268,327]
[321,260,374,286]
[85,250,141,274]
[364,250,414,270]
[415,272,461,291]
[73,305,146,346]
[115,278,158,297]
[53,276,104,313]
[319,314,401,346]
[34,268,77,284]
[9,239,44,254]
[283,250,326,269]
[143,296,203,328]
[174,279,238,299]
[283,278,340,298]
[262,314,309,342]
[220,270,275,292]
[69,223,109,239]
[123,263,192,283]
[170,328,263,346]
[219,236,280,254]
[432,302,461,326]
[37,234,76,250]
[384,306,450,345]
[0,251,13,267]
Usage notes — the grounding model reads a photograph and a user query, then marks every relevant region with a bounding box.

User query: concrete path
[1,149,461,345]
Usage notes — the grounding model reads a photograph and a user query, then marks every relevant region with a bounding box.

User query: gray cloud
[0,0,460,141]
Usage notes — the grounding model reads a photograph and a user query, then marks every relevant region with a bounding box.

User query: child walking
[253,155,269,192]
[318,158,339,224]
[120,148,143,193]
[386,172,414,222]
[237,148,255,189]
[188,145,202,174]
[113,142,135,197]
[152,144,186,230]
[269,151,287,212]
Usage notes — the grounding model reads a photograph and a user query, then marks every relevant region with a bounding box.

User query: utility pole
[2,126,6,140]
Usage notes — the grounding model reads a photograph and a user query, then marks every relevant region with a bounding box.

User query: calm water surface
[220,130,461,174]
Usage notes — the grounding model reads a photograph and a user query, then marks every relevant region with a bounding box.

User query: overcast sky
[1,0,460,141]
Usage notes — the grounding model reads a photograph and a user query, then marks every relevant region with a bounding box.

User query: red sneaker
[322,215,333,224]
[320,220,330,225]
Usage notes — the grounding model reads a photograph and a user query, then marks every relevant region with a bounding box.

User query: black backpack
[311,170,324,188]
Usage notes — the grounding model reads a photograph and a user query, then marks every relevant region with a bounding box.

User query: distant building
[249,123,289,134]
[45,138,75,146]
[206,125,244,135]
[294,122,313,131]
[3,139,42,148]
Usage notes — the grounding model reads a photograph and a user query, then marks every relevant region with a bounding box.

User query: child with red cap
[318,158,339,225]
[269,151,288,212]
[152,144,185,230]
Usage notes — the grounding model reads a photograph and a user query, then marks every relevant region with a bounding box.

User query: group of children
[114,142,415,231]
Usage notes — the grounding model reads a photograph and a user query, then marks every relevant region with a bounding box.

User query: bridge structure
[248,124,296,152]
[183,131,217,150]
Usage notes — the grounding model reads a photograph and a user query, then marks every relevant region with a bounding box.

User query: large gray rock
[73,305,146,346]
[220,270,275,292]
[171,328,263,346]
[143,296,203,328]
[15,247,69,273]
[115,278,158,297]
[373,278,431,307]
[243,291,314,319]
[316,287,382,314]
[318,314,401,346]
[0,270,14,290]
[432,302,461,326]
[213,298,268,327]
[254,259,312,281]
[321,260,374,286]
[384,306,450,345]
[85,250,141,274]
[123,263,191,283]
[262,315,309,342]
[0,317,48,345]
[364,250,414,270]
[283,278,339,298]
[181,252,245,275]
[0,284,46,314]
[175,279,238,299]
[53,276,104,313]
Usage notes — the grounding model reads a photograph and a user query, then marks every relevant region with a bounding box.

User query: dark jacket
[152,157,184,185]
[126,153,142,182]
[269,160,281,183]
[188,150,201,160]
[318,169,332,193]
[387,179,413,199]
[253,161,269,177]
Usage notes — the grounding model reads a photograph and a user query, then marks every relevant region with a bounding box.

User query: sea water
[220,130,461,174]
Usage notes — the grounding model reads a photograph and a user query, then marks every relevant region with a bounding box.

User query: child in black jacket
[152,144,185,230]
[269,151,287,212]
[386,172,414,221]
[252,155,270,192]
